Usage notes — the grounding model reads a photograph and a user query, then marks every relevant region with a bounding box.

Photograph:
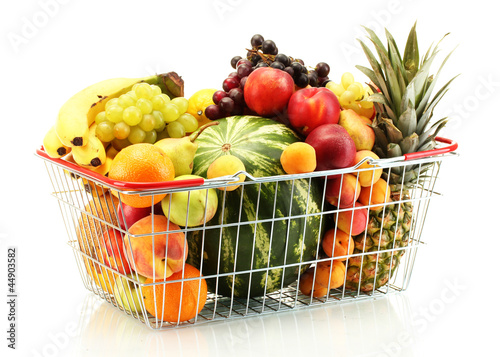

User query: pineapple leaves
[400,132,420,154]
[403,22,419,82]
[398,100,417,138]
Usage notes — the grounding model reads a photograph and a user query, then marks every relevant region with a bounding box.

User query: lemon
[186,88,218,126]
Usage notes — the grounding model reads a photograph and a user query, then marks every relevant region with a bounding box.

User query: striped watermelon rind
[187,116,324,298]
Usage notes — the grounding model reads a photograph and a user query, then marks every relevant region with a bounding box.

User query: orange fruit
[186,88,217,127]
[143,263,207,323]
[108,143,175,208]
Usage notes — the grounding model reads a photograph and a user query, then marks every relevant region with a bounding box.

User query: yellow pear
[339,109,375,151]
[155,122,218,177]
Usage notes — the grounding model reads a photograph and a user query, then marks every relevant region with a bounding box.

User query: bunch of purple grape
[205,34,332,120]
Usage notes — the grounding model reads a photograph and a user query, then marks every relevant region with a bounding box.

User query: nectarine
[124,215,188,280]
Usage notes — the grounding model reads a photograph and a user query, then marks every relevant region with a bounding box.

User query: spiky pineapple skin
[345,197,412,292]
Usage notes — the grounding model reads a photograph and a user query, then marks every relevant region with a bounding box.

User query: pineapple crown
[356,22,459,159]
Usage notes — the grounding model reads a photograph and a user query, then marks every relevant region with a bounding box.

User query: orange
[108,143,175,208]
[143,263,207,323]
[186,88,217,127]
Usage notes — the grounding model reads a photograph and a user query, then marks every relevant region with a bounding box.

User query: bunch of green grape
[95,83,198,147]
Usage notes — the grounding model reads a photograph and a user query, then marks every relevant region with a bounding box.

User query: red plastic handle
[36,147,205,191]
[403,137,458,161]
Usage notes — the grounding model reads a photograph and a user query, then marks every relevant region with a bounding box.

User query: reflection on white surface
[75,292,420,357]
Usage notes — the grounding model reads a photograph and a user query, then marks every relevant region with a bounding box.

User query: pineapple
[344,23,457,292]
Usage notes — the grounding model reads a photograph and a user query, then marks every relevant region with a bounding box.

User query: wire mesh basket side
[41,150,447,329]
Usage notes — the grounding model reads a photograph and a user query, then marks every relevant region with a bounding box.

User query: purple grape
[237,64,253,78]
[231,56,242,69]
[228,87,245,105]
[315,62,330,77]
[219,97,235,113]
[251,34,264,48]
[223,77,240,92]
[212,90,227,105]
[205,104,223,120]
[236,59,253,68]
[240,76,248,89]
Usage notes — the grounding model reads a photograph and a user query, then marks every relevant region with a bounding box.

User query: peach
[358,178,391,210]
[299,260,346,298]
[123,215,188,280]
[325,173,361,208]
[280,142,317,174]
[336,202,369,236]
[354,150,383,187]
[321,228,354,261]
[99,228,132,275]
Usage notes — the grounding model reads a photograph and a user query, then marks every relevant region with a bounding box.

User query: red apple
[305,124,356,173]
[244,67,294,116]
[118,202,162,230]
[99,228,132,275]
[287,87,341,136]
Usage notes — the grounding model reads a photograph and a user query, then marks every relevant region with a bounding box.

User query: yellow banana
[72,124,107,168]
[81,145,120,197]
[55,72,184,147]
[43,125,71,158]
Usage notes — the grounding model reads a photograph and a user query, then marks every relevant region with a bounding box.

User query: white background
[1,0,498,356]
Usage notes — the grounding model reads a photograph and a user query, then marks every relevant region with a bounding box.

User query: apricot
[280,142,317,174]
[325,173,361,208]
[299,260,346,298]
[336,202,369,236]
[358,178,391,210]
[321,228,354,261]
[207,155,246,191]
[354,150,383,187]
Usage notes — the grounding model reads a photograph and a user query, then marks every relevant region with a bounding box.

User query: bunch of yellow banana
[42,72,184,167]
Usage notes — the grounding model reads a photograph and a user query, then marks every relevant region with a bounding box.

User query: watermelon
[187,116,325,298]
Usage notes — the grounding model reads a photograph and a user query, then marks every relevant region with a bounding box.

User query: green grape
[95,121,115,142]
[166,121,185,138]
[150,85,162,96]
[152,111,166,131]
[134,83,153,99]
[176,113,198,132]
[151,95,167,110]
[161,103,180,123]
[122,106,143,126]
[143,130,157,144]
[139,114,156,131]
[171,97,189,114]
[128,90,138,101]
[128,126,146,144]
[111,138,132,151]
[105,98,120,110]
[105,105,124,123]
[156,128,169,141]
[118,93,136,108]
[113,121,130,140]
[95,111,107,124]
[136,98,153,114]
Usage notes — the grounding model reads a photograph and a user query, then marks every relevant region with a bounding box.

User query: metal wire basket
[36,137,457,330]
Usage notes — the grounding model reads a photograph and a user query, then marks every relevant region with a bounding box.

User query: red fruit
[244,67,294,117]
[118,203,161,230]
[305,124,356,172]
[287,87,341,136]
